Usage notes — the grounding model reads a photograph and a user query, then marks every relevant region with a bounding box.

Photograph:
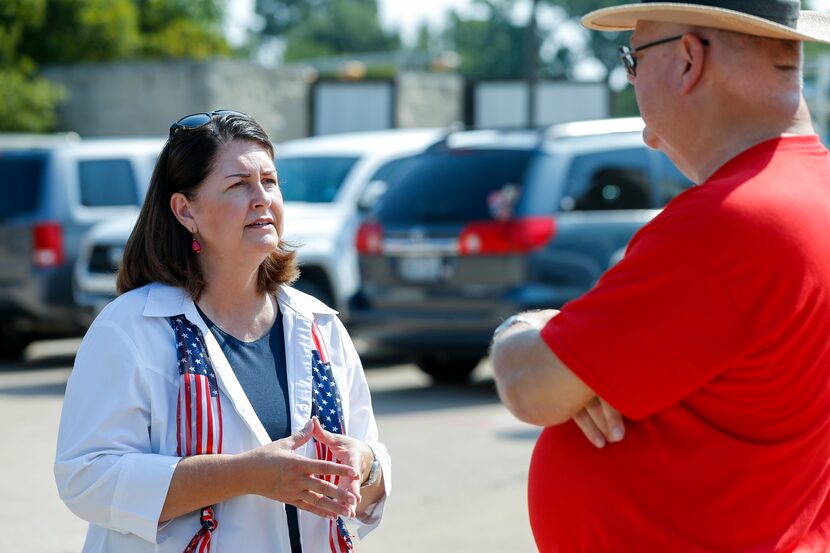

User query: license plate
[397,256,444,283]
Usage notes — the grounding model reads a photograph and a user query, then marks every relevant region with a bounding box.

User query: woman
[55,111,390,553]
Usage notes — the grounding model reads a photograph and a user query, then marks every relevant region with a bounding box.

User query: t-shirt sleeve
[540,224,752,420]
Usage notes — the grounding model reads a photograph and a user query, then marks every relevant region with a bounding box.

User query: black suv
[350,119,693,382]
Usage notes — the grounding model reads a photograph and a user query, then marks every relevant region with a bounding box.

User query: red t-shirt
[534,135,830,552]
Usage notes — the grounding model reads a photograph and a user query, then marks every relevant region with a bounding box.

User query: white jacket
[55,282,391,553]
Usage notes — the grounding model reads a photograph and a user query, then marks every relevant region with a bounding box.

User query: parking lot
[0,339,539,553]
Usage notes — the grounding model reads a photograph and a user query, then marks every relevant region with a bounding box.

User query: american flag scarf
[168,315,223,553]
[311,320,355,553]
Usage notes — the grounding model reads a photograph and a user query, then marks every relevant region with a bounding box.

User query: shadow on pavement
[0,339,77,395]
[0,380,68,396]
[370,378,500,416]
[0,352,76,373]
[496,427,542,441]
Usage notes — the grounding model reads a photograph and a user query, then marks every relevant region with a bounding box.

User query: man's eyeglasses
[618,35,709,77]
[168,110,248,140]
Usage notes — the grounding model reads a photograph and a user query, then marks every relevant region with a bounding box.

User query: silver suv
[0,138,163,358]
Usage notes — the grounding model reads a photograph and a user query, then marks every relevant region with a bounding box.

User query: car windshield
[376,149,535,223]
[0,152,46,220]
[276,155,359,203]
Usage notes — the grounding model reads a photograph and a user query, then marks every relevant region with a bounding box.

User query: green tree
[4,0,232,131]
[136,0,231,59]
[445,0,529,79]
[256,0,324,37]
[18,0,231,63]
[0,0,66,132]
[0,64,67,132]
[254,0,399,61]
[545,0,628,71]
[19,0,141,64]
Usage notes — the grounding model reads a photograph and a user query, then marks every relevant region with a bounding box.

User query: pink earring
[191,236,202,254]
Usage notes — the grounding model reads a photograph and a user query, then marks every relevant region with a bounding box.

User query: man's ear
[679,33,706,95]
[170,192,196,233]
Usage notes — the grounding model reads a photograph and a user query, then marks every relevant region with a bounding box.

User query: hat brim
[582,4,830,45]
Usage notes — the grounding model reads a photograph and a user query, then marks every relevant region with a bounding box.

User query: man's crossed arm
[490,309,625,448]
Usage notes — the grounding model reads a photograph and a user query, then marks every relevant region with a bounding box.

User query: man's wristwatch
[492,314,544,340]
[361,444,380,488]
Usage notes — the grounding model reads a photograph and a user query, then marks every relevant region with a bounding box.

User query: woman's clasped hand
[242,418,359,520]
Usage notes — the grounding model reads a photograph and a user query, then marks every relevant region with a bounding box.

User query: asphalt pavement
[0,339,539,553]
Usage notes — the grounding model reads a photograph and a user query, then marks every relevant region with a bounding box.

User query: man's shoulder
[639,184,726,239]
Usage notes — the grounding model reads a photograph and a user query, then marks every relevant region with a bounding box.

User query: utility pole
[525,0,541,128]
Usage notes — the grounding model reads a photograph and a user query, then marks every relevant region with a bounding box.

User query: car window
[79,158,139,207]
[0,153,46,219]
[561,148,651,211]
[517,154,563,216]
[368,156,413,183]
[140,153,160,198]
[277,156,359,203]
[376,149,534,223]
[357,156,417,211]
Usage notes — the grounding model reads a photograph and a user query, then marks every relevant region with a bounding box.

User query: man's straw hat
[582,0,830,44]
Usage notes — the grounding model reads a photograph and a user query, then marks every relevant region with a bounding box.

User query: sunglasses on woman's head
[168,110,248,139]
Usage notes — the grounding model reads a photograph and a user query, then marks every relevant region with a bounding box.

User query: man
[491,1,830,551]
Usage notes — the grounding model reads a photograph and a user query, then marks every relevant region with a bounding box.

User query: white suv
[73,128,443,321]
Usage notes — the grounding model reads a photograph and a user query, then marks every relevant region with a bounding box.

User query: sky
[378,0,479,43]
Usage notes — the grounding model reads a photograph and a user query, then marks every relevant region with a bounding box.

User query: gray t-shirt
[196,305,301,553]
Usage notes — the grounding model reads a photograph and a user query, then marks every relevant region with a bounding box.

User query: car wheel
[293,277,335,309]
[0,331,32,360]
[416,354,480,383]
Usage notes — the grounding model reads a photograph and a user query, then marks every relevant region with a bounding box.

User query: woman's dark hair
[117,113,298,299]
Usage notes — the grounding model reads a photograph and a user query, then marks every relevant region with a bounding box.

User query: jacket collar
[277,285,338,321]
[142,282,337,322]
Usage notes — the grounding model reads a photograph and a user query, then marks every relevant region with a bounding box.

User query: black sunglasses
[618,35,710,77]
[168,110,248,140]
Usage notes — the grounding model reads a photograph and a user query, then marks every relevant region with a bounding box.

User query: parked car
[277,128,444,316]
[73,128,444,320]
[0,132,81,149]
[0,138,164,358]
[350,118,694,382]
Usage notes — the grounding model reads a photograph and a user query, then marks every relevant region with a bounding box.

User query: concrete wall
[41,60,605,142]
[42,60,312,142]
[396,71,463,129]
[203,61,312,141]
[42,61,210,139]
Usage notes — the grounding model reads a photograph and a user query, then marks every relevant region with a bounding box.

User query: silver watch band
[492,314,544,340]
[361,444,380,488]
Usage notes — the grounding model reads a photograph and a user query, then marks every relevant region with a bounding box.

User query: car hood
[86,213,140,242]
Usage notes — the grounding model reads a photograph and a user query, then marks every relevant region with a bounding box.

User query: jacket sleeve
[328,317,392,538]
[54,319,180,544]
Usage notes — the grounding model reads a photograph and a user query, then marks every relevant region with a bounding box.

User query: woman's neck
[196,260,276,342]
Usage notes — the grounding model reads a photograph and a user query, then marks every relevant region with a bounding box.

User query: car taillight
[32,221,65,268]
[459,217,555,255]
[356,222,384,255]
